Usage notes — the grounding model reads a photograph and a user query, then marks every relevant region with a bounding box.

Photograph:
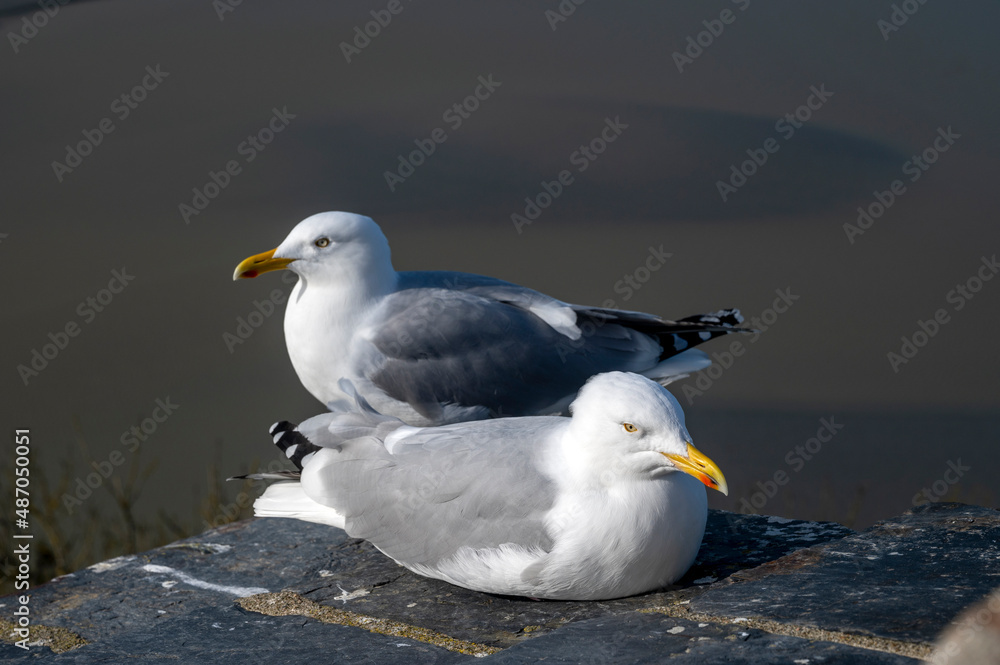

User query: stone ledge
[2,503,996,663]
[237,590,500,657]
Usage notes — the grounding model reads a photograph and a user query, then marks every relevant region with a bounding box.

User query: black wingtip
[657,308,758,359]
[679,308,745,328]
[269,421,298,437]
[267,421,322,470]
[229,471,302,481]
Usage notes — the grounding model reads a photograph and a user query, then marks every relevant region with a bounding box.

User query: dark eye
[315,238,330,248]
[623,423,638,433]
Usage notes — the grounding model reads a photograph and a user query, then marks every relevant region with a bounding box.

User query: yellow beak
[233,248,295,281]
[663,443,728,495]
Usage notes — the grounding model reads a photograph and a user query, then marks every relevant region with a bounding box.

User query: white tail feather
[642,349,711,385]
[253,481,346,529]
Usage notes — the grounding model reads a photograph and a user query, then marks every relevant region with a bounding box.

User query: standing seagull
[240,372,728,601]
[234,211,748,425]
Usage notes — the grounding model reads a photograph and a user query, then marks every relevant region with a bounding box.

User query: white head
[567,372,727,494]
[233,212,395,292]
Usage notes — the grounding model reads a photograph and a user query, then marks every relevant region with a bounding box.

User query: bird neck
[293,264,398,309]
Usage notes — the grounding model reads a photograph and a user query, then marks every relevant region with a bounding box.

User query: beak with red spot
[233,248,296,281]
[663,443,728,495]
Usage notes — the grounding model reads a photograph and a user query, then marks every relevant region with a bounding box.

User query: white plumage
[234,211,748,426]
[245,372,728,601]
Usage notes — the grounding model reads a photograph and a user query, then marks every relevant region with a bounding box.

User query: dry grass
[0,422,261,597]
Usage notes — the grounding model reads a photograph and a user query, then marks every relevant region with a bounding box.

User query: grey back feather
[358,272,745,421]
[361,271,662,419]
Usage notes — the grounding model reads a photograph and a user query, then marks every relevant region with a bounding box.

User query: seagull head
[568,372,728,495]
[233,212,394,287]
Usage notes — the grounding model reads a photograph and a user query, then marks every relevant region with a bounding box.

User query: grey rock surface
[487,614,922,664]
[1,504,992,663]
[688,503,1000,643]
[3,604,468,665]
[2,518,350,646]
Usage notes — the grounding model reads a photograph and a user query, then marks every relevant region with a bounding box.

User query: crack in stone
[237,590,501,657]
[641,602,933,660]
[371,573,405,588]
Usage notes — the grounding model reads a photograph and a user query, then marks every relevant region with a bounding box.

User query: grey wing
[307,418,563,568]
[299,379,409,444]
[359,271,746,420]
[402,272,747,346]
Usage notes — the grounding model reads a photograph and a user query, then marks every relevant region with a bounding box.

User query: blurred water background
[2,0,997,592]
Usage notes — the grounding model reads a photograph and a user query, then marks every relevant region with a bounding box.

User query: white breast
[539,473,707,599]
[413,472,706,601]
[283,280,370,407]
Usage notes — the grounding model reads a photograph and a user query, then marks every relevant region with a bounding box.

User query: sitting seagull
[237,372,728,601]
[234,211,748,426]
